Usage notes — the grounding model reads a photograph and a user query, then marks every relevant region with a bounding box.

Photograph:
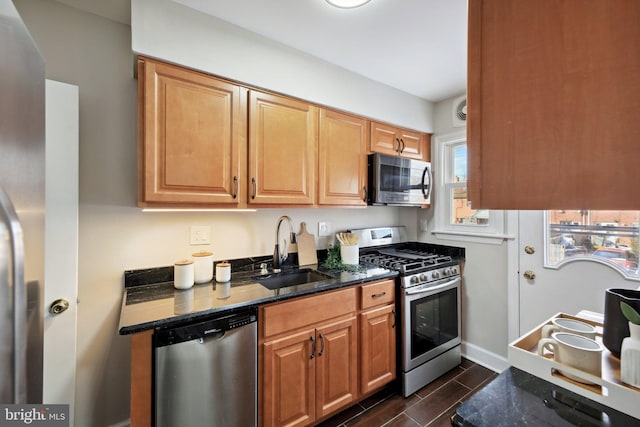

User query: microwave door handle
[421,166,432,200]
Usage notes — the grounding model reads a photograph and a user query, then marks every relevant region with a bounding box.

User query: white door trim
[506,210,520,342]
[43,80,79,422]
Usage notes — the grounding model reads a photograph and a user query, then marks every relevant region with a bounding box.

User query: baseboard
[461,341,510,373]
[109,420,130,427]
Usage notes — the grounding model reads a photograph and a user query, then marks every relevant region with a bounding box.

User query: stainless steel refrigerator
[0,0,45,404]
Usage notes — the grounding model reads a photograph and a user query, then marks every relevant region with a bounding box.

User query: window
[545,210,640,279]
[433,131,507,244]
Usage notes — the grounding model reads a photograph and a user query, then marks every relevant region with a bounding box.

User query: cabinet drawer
[261,287,356,338]
[360,280,395,310]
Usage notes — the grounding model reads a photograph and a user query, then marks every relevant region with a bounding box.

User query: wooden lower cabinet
[130,330,153,427]
[259,281,396,427]
[360,304,396,394]
[261,317,358,427]
[314,317,358,419]
[262,328,317,427]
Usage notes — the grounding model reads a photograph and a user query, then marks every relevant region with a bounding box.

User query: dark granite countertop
[452,367,639,426]
[118,262,397,335]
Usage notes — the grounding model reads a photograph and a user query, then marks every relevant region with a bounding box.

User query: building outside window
[546,210,640,278]
[433,131,505,244]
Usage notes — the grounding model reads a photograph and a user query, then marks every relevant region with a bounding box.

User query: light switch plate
[190,225,211,245]
[318,221,331,237]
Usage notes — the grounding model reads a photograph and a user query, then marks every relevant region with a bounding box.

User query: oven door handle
[405,278,459,296]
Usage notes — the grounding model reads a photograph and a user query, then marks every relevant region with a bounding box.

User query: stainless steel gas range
[351,226,464,397]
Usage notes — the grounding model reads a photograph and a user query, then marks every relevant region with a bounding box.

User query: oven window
[410,287,458,360]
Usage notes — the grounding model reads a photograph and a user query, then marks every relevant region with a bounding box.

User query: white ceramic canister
[192,251,214,284]
[216,261,231,283]
[174,260,195,290]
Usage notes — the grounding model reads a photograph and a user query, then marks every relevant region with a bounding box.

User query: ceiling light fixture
[326,0,372,9]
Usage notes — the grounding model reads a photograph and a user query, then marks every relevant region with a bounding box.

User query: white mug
[537,332,603,384]
[541,317,597,340]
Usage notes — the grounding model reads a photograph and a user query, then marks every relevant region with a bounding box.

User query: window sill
[431,229,514,245]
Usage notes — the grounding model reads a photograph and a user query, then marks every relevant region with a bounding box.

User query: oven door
[401,276,461,371]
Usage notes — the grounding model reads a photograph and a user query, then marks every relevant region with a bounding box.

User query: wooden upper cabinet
[248,91,317,205]
[138,57,245,206]
[370,121,430,161]
[318,109,368,206]
[467,0,640,210]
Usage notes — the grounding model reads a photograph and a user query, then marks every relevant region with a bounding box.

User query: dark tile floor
[318,358,497,427]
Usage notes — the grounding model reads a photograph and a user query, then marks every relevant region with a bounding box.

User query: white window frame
[432,130,510,244]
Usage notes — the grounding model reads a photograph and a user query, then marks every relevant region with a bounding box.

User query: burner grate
[359,249,454,275]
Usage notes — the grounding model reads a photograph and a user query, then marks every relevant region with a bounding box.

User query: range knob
[443,268,452,276]
[410,276,420,284]
[432,270,440,279]
[420,273,428,282]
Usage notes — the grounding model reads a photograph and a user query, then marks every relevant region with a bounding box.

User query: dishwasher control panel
[155,307,257,347]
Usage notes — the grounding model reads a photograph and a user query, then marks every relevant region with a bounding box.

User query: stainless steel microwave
[368,153,432,206]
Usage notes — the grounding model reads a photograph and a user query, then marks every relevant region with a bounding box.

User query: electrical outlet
[190,225,211,245]
[318,221,331,237]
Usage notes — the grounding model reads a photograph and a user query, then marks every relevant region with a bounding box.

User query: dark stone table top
[452,367,639,426]
[118,262,397,335]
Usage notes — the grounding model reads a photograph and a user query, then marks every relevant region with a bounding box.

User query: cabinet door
[370,121,401,157]
[398,129,429,161]
[318,109,368,206]
[468,0,640,209]
[360,304,396,395]
[370,121,429,161]
[139,58,244,206]
[315,316,359,419]
[248,91,317,205]
[262,328,316,427]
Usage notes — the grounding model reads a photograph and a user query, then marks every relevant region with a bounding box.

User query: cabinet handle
[318,333,325,356]
[399,138,405,153]
[362,185,367,202]
[310,336,315,359]
[232,176,238,199]
[371,291,386,298]
[392,309,396,329]
[395,137,401,153]
[251,177,257,199]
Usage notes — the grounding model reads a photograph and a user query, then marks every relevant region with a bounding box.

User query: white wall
[131,0,434,133]
[418,94,510,370]
[15,1,424,425]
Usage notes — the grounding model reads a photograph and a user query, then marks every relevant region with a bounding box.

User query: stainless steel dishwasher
[154,307,257,427]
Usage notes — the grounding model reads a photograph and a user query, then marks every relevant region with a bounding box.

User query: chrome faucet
[273,216,296,272]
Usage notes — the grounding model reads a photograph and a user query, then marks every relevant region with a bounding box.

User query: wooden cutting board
[297,222,317,266]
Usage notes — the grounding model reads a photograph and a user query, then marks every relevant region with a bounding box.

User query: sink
[255,269,334,290]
